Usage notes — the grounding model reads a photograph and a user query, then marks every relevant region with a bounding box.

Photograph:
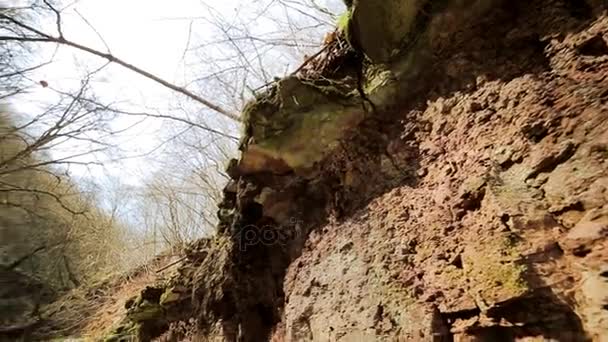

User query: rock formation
[105,0,608,340]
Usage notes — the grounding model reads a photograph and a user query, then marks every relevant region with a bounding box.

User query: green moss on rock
[337,10,351,34]
[239,77,366,175]
[463,234,529,308]
[337,9,353,47]
[159,287,182,306]
[237,0,505,176]
[103,321,141,342]
[128,300,163,322]
[350,0,425,62]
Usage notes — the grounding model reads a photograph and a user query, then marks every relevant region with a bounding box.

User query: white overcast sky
[9,0,342,181]
[9,0,257,184]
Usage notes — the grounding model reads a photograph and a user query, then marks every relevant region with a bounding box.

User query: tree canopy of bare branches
[0,0,241,121]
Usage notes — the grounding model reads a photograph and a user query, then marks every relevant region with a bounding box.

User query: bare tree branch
[0,14,242,122]
[73,8,111,53]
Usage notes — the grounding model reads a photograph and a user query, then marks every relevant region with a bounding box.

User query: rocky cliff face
[107,0,608,341]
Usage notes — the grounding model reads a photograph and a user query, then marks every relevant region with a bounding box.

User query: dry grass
[35,252,184,340]
[80,269,157,339]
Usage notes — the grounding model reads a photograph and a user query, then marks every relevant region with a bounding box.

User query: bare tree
[0,0,345,286]
[116,0,344,249]
[0,0,241,121]
[0,107,125,278]
[181,0,343,112]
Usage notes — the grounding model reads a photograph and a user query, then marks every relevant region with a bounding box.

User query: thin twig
[156,256,187,273]
[0,15,242,122]
[42,0,63,38]
[74,8,111,53]
[253,42,331,92]
[291,42,330,75]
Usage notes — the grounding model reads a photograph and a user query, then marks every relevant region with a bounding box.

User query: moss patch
[127,300,163,322]
[239,77,366,174]
[103,321,141,342]
[337,10,351,34]
[463,234,529,308]
[336,9,353,48]
[350,0,425,62]
[159,287,182,306]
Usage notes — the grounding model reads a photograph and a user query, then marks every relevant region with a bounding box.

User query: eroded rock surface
[278,5,608,340]
[102,0,608,341]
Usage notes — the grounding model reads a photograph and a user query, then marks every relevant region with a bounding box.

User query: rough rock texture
[102,0,608,341]
[278,3,608,340]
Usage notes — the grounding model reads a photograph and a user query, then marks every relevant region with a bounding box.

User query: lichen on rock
[239,76,367,175]
[103,322,141,342]
[463,234,529,308]
[349,0,427,62]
